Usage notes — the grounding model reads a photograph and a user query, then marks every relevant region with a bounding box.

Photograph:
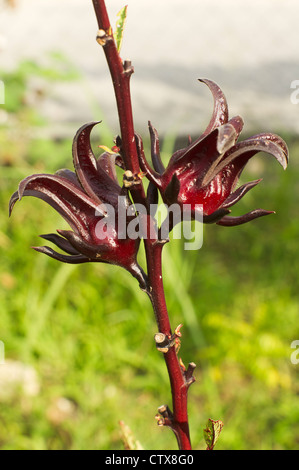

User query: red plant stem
[92,0,192,450]
[92,0,140,176]
[147,242,192,450]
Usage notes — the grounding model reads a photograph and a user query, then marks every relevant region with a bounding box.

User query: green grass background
[0,60,298,450]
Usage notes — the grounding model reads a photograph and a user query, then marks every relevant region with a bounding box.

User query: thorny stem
[92,0,194,450]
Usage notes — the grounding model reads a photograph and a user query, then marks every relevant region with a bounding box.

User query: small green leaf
[203,418,224,450]
[114,5,128,53]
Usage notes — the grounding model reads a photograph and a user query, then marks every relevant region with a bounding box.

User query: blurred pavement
[0,0,298,139]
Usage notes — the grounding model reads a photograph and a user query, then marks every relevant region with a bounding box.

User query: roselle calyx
[9,122,147,289]
[137,79,288,226]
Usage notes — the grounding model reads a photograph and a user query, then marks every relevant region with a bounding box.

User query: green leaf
[114,5,128,53]
[203,418,224,450]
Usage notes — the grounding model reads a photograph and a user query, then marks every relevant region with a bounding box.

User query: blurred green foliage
[0,60,298,450]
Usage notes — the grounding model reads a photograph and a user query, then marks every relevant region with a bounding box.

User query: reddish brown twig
[92,0,195,450]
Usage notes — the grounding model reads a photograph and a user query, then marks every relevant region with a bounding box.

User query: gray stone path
[0,0,298,139]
